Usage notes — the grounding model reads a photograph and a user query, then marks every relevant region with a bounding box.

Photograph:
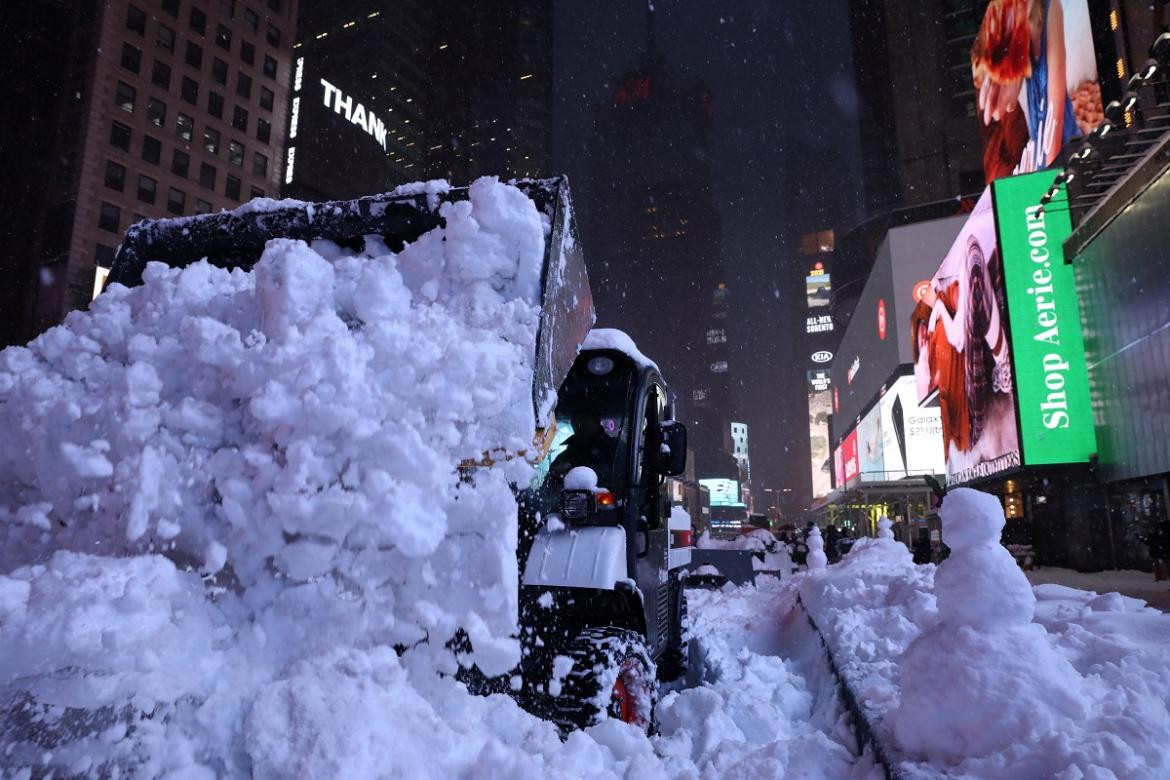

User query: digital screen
[993,170,1095,465]
[808,379,832,499]
[972,0,1101,183]
[806,272,832,308]
[879,375,946,478]
[910,188,1021,485]
[699,478,742,507]
[857,404,885,482]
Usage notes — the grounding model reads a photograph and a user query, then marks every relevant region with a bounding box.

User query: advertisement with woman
[910,189,1021,485]
[972,0,1102,182]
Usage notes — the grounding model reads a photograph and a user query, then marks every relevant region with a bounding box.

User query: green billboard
[992,171,1096,465]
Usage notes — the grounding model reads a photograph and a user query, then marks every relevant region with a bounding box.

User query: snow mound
[0,177,546,774]
[803,487,1170,779]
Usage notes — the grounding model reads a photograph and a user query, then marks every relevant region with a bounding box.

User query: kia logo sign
[877,298,887,340]
[811,350,833,363]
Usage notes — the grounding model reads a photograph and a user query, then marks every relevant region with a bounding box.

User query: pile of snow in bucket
[0,178,550,774]
[801,489,1170,779]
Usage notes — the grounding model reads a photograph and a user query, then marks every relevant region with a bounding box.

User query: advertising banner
[910,188,1021,485]
[879,375,946,477]
[699,478,741,507]
[992,170,1096,464]
[972,0,1102,183]
[833,442,845,489]
[857,404,885,482]
[841,429,859,487]
[808,368,832,499]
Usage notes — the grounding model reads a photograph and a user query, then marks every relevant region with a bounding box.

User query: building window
[185,41,203,69]
[157,24,176,53]
[240,40,255,65]
[195,198,212,214]
[189,7,207,35]
[172,148,190,177]
[259,86,274,111]
[176,112,194,140]
[146,98,167,128]
[126,5,146,36]
[232,105,249,131]
[250,186,265,199]
[243,8,259,33]
[199,162,217,189]
[225,174,241,200]
[121,43,142,73]
[706,328,727,345]
[212,57,228,85]
[256,117,271,143]
[691,389,708,402]
[710,361,728,373]
[181,76,198,105]
[252,151,267,177]
[220,0,236,18]
[104,160,126,192]
[152,60,172,89]
[167,186,186,215]
[110,120,132,151]
[96,243,116,269]
[215,24,232,51]
[98,202,121,232]
[262,54,277,79]
[800,229,836,255]
[208,91,224,118]
[236,72,252,99]
[114,81,136,113]
[162,0,179,18]
[137,174,157,204]
[142,135,161,165]
[266,23,280,47]
[203,127,220,154]
[228,140,244,166]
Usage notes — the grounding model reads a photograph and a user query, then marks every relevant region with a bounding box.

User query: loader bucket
[106,177,594,432]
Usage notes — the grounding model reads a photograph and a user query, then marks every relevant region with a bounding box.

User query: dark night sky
[552,1,865,514]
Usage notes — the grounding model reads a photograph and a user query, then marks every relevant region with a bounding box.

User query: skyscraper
[586,23,733,478]
[0,0,297,347]
[848,0,985,217]
[284,0,553,201]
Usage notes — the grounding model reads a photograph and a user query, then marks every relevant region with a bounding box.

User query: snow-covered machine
[106,177,694,733]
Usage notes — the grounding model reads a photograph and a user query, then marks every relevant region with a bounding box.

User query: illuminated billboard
[972,0,1102,183]
[699,478,742,507]
[857,403,885,482]
[841,429,859,487]
[808,369,832,499]
[993,170,1096,464]
[910,188,1021,485]
[879,375,946,478]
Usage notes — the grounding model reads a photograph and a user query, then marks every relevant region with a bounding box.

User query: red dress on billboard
[928,282,971,457]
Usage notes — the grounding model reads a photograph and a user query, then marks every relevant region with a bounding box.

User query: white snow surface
[801,488,1170,779]
[0,177,549,775]
[581,328,659,371]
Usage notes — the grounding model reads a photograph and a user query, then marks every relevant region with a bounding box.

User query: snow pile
[802,487,1170,779]
[799,524,936,722]
[0,177,548,774]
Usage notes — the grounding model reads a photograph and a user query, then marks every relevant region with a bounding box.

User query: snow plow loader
[106,177,693,734]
